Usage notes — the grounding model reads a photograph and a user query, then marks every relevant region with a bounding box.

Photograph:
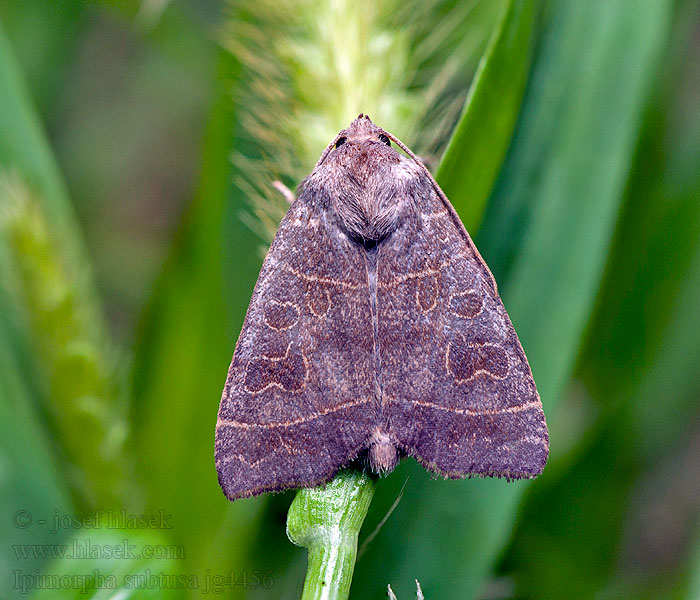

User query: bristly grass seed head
[220,0,503,244]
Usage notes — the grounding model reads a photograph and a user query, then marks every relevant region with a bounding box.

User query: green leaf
[131,48,268,585]
[687,522,700,600]
[579,0,700,450]
[2,177,129,509]
[0,20,94,292]
[0,16,120,596]
[0,2,88,120]
[435,0,537,232]
[504,3,700,595]
[0,18,128,508]
[0,13,128,509]
[507,233,700,599]
[0,334,74,597]
[480,0,670,405]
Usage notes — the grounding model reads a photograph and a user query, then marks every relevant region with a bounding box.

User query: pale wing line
[445,340,510,382]
[466,434,547,447]
[452,368,508,382]
[378,254,462,288]
[404,398,541,417]
[217,397,370,430]
[263,299,301,331]
[243,343,310,395]
[283,264,362,289]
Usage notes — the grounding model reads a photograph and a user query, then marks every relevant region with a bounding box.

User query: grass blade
[436,0,537,232]
[131,48,268,586]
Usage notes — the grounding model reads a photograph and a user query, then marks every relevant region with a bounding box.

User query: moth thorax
[369,431,399,473]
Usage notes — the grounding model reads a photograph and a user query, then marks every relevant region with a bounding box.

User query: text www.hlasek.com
[13,539,185,561]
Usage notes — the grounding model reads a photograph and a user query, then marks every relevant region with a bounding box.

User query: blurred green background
[1,0,700,598]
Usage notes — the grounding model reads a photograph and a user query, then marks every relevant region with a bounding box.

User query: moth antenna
[384,131,439,187]
[314,133,346,169]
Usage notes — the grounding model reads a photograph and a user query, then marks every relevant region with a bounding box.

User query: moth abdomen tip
[368,432,399,474]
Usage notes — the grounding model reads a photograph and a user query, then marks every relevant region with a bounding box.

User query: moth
[216,115,548,500]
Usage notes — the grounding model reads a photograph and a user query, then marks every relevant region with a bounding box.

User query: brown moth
[215,115,549,500]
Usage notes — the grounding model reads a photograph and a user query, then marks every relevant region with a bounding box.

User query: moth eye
[379,134,391,146]
[335,137,347,148]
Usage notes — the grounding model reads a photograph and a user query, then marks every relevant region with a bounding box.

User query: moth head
[313,114,401,174]
[340,114,393,148]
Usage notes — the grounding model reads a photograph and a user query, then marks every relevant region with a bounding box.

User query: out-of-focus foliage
[1,0,699,599]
